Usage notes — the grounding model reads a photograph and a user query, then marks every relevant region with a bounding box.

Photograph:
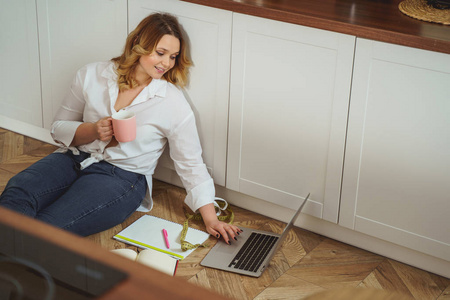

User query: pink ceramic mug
[112,111,136,143]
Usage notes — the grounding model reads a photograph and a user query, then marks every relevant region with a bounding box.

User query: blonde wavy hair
[112,13,192,90]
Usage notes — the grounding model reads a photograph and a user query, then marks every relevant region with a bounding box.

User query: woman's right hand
[94,117,114,142]
[70,117,113,147]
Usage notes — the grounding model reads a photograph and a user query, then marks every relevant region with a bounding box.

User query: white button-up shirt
[51,61,215,212]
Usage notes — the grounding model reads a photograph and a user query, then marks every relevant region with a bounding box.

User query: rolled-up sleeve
[50,69,86,147]
[167,113,215,212]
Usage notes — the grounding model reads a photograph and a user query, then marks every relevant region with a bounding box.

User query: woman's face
[136,34,180,83]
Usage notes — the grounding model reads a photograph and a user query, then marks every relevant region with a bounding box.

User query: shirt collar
[146,78,167,98]
[101,61,118,81]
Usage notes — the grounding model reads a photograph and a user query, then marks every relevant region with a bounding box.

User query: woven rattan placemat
[399,0,450,25]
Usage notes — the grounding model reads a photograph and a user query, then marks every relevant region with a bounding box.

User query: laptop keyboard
[228,232,279,273]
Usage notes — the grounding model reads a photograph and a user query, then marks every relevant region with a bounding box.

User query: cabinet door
[227,13,355,222]
[340,39,450,261]
[0,0,41,127]
[129,0,232,187]
[38,0,127,129]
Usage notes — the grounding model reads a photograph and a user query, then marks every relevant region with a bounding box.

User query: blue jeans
[0,150,146,236]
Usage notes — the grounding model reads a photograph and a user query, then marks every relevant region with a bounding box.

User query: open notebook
[113,215,209,260]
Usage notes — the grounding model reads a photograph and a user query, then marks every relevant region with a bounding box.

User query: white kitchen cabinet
[38,0,127,129]
[129,0,232,187]
[227,13,355,222]
[340,38,450,261]
[0,0,42,127]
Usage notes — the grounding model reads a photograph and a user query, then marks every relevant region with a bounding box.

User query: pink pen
[162,229,170,249]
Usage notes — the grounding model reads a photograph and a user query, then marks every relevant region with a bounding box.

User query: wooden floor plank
[359,259,415,298]
[0,131,24,162]
[197,268,249,300]
[437,286,450,299]
[292,226,325,254]
[286,239,385,289]
[389,259,450,300]
[254,273,325,300]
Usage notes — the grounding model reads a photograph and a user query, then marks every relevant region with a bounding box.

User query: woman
[0,13,240,244]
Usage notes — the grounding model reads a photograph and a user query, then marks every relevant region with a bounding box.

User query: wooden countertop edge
[181,0,450,55]
[0,207,228,300]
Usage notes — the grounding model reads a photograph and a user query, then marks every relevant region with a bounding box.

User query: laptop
[200,193,310,277]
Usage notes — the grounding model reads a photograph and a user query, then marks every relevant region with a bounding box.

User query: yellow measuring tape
[180,200,234,251]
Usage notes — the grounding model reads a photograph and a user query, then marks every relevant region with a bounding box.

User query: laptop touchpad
[216,241,240,254]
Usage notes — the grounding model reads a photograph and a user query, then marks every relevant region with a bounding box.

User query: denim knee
[0,174,38,216]
[0,152,79,216]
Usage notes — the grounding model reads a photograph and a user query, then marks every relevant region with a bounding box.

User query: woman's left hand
[198,203,242,245]
[204,219,242,245]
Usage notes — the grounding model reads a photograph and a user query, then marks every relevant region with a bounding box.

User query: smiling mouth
[155,66,165,73]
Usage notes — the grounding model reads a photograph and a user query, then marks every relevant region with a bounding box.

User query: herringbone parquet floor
[1,127,449,300]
